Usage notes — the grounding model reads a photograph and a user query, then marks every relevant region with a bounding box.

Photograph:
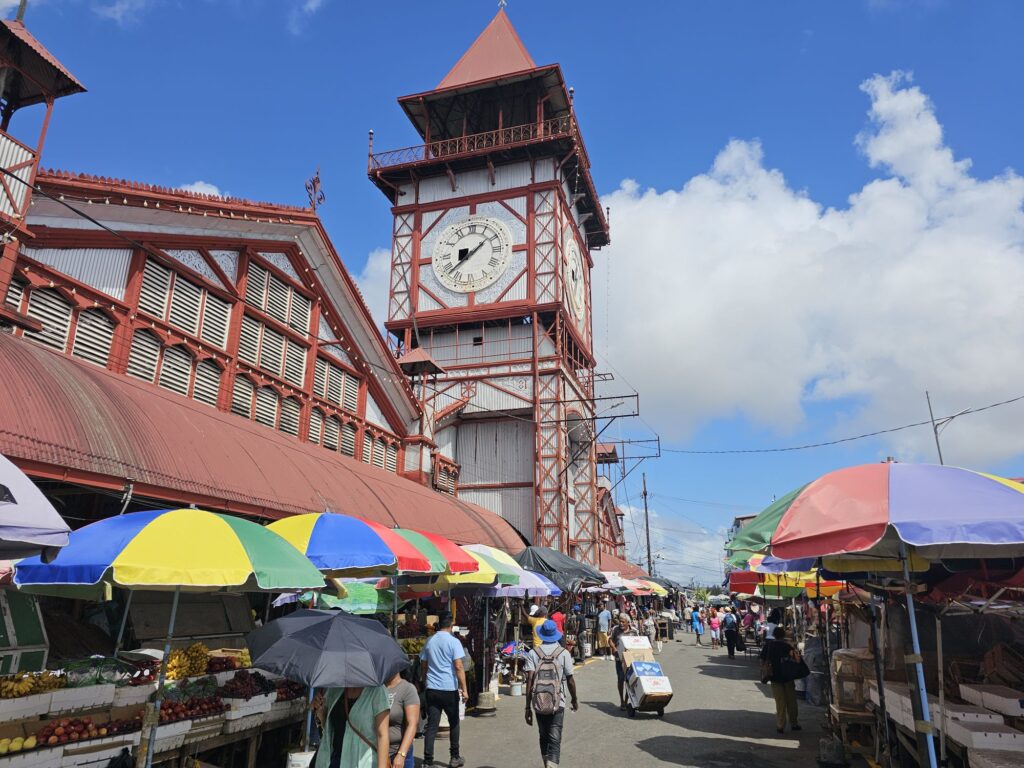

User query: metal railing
[369,115,576,171]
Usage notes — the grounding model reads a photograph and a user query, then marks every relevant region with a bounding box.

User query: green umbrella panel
[725,485,808,568]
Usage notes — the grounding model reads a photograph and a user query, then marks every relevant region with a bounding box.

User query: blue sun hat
[537,619,562,643]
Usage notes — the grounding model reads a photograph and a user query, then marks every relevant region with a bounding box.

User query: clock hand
[464,237,487,261]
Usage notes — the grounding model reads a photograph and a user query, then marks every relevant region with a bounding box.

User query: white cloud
[0,1,21,17]
[92,0,153,25]
[177,180,223,197]
[594,71,1024,467]
[619,504,726,587]
[354,247,392,333]
[287,0,326,35]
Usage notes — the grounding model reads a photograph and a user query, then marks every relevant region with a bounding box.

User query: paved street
[453,638,825,768]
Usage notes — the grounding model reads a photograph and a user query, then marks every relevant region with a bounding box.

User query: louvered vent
[373,439,386,469]
[200,293,231,348]
[326,365,343,405]
[4,277,25,309]
[340,423,357,457]
[385,443,398,473]
[193,360,221,407]
[289,292,311,334]
[279,398,300,436]
[71,309,114,367]
[139,260,171,318]
[127,330,161,382]
[245,262,268,308]
[324,417,341,451]
[159,345,193,396]
[266,274,289,324]
[238,315,260,365]
[342,375,359,412]
[362,432,373,464]
[284,341,306,387]
[259,326,285,375]
[308,409,324,445]
[313,358,328,398]
[24,289,72,351]
[254,387,279,428]
[231,376,254,417]
[168,277,202,335]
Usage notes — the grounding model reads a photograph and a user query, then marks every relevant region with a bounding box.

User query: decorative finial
[499,0,507,8]
[305,167,325,212]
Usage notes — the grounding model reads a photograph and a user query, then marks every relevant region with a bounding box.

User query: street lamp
[925,391,971,466]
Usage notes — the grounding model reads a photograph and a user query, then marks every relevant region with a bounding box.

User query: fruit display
[166,642,210,680]
[275,680,305,702]
[0,671,67,698]
[400,637,426,655]
[32,714,142,748]
[217,670,274,700]
[124,659,159,687]
[205,656,237,674]
[239,649,251,668]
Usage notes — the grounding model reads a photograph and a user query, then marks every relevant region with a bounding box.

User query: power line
[661,393,1024,455]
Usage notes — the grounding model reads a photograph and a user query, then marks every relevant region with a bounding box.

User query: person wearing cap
[524,619,577,768]
[722,606,740,658]
[527,604,549,648]
[609,612,639,711]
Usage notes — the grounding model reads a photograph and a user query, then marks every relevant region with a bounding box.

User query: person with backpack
[722,607,740,658]
[524,619,577,768]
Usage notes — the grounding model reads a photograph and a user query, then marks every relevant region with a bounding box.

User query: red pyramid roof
[438,9,536,90]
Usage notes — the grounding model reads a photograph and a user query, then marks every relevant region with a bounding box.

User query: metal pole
[392,577,399,639]
[140,587,181,768]
[482,596,491,689]
[303,687,315,752]
[642,473,652,575]
[869,602,893,767]
[937,615,946,766]
[926,391,944,465]
[900,542,938,768]
[113,589,134,656]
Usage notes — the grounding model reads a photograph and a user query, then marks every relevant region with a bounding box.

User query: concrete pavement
[451,637,826,768]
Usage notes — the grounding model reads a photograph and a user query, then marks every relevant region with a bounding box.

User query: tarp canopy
[0,452,70,559]
[514,546,603,592]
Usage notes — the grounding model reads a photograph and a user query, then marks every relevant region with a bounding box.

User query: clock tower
[368,9,609,564]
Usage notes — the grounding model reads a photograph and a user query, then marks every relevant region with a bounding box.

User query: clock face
[431,216,513,294]
[564,237,587,319]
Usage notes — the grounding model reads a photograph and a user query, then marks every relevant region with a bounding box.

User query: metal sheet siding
[0,135,33,218]
[455,419,533,484]
[0,333,526,550]
[22,248,132,302]
[364,394,388,430]
[457,487,534,544]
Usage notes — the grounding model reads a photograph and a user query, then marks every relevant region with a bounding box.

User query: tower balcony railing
[369,115,584,172]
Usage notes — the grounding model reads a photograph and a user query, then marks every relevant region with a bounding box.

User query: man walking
[421,613,468,768]
[722,606,739,658]
[596,601,612,660]
[524,619,578,768]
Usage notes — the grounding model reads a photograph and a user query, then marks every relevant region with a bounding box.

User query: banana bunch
[185,642,210,676]
[400,638,426,655]
[238,649,251,668]
[166,649,190,681]
[32,672,65,692]
[0,674,34,699]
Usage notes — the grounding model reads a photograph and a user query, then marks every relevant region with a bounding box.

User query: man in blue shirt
[596,601,612,660]
[421,614,468,767]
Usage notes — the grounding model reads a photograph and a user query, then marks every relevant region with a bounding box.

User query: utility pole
[642,473,652,575]
[925,391,944,465]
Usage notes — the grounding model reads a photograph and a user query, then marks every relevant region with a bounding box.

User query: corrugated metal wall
[23,247,132,301]
[364,393,388,430]
[455,419,533,484]
[435,426,457,461]
[416,161,533,205]
[458,486,534,543]
[463,379,534,416]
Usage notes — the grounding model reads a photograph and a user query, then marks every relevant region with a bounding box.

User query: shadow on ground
[660,707,794,738]
[635,734,815,768]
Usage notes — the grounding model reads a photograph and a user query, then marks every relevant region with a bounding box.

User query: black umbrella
[514,546,604,593]
[247,609,409,688]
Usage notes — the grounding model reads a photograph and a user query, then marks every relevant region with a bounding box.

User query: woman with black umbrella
[314,685,390,768]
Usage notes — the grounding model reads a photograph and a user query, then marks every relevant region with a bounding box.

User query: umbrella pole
[869,602,893,766]
[392,578,398,639]
[140,586,181,768]
[482,596,490,690]
[900,543,937,768]
[937,614,946,766]
[113,589,134,656]
[303,686,315,752]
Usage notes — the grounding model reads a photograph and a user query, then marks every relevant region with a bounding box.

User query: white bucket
[459,699,466,720]
[287,751,315,768]
[509,682,524,696]
[582,641,593,657]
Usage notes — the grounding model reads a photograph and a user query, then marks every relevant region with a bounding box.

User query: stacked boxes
[616,636,672,709]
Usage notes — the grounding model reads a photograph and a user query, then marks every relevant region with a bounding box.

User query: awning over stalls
[599,551,649,579]
[0,334,524,552]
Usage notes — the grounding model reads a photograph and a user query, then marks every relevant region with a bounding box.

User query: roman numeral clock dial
[431,216,513,293]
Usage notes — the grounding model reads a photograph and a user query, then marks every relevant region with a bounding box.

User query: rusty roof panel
[0,333,524,552]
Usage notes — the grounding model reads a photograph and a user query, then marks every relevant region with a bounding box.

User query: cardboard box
[616,635,652,653]
[0,720,65,768]
[626,661,664,680]
[945,720,1024,752]
[971,749,1024,768]
[628,675,672,708]
[958,683,1024,714]
[619,649,655,666]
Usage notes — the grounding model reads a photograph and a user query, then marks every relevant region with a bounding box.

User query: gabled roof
[0,333,525,552]
[437,9,536,90]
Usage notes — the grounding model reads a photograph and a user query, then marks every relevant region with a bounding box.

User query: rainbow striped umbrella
[14,508,323,592]
[392,529,478,574]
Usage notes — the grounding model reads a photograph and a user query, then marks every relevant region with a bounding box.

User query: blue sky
[15,1,1024,584]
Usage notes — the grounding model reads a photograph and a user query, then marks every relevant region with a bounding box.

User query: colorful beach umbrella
[413,546,521,591]
[14,508,324,592]
[767,463,1024,562]
[478,569,561,597]
[392,529,478,574]
[0,452,70,560]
